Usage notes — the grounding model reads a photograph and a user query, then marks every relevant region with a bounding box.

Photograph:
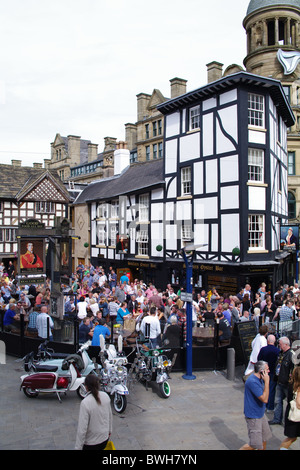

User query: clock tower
[244,0,300,222]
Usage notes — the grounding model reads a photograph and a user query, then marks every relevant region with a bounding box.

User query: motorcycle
[129,337,176,398]
[20,356,88,402]
[98,334,129,413]
[23,340,98,378]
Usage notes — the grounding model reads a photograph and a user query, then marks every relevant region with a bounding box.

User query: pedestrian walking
[240,360,273,450]
[269,336,294,425]
[75,374,112,450]
[257,334,280,412]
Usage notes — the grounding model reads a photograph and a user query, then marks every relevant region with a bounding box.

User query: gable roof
[74,159,164,204]
[0,165,70,202]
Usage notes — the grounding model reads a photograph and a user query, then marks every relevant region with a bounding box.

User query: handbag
[104,440,116,450]
[288,392,300,422]
[124,317,136,333]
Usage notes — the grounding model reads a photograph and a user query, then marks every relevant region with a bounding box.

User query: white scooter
[98,335,129,413]
[20,356,88,402]
[23,341,98,378]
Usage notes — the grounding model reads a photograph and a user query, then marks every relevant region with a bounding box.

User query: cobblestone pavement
[0,354,299,451]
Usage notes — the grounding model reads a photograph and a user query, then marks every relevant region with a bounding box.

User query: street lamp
[181,243,208,381]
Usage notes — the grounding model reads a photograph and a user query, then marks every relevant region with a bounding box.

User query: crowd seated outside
[1,263,300,350]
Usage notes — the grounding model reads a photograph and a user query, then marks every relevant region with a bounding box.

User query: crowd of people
[0,261,299,450]
[1,260,300,348]
[63,265,300,348]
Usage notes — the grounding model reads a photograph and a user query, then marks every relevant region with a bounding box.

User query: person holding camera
[240,360,273,450]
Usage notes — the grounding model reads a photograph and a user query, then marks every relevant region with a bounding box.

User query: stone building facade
[125,77,187,163]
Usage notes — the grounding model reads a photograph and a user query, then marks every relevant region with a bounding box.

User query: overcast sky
[0,0,249,166]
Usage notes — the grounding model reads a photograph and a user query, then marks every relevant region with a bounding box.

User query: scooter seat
[49,353,69,359]
[35,364,58,372]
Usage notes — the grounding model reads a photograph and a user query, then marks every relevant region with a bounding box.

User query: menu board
[234,321,257,366]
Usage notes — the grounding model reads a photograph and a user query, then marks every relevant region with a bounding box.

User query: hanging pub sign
[18,238,45,275]
[280,225,299,252]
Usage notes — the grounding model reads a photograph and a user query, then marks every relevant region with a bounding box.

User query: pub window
[181,167,192,196]
[248,214,265,250]
[110,200,119,219]
[248,148,264,183]
[109,223,117,246]
[248,93,264,128]
[35,201,55,213]
[137,230,149,256]
[97,224,106,245]
[189,105,201,131]
[139,194,149,222]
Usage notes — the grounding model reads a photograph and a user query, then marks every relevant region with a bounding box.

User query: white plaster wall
[179,132,200,162]
[205,159,218,193]
[221,213,240,252]
[165,112,180,138]
[220,154,239,183]
[165,139,178,174]
[221,185,239,210]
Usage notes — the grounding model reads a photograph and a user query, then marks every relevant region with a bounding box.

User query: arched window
[288,191,296,219]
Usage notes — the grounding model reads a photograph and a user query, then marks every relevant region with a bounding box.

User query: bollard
[227,348,235,381]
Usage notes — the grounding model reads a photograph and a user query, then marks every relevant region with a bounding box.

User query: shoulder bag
[288,391,300,422]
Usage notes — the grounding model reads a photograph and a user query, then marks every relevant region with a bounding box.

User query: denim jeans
[273,383,288,423]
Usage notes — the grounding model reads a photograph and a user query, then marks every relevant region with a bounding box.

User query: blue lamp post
[181,243,207,381]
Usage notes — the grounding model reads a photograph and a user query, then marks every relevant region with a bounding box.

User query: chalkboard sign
[233,321,257,366]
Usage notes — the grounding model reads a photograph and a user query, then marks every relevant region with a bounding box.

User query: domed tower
[244,1,300,222]
[243,0,300,76]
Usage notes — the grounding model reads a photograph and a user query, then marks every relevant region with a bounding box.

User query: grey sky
[0,0,248,166]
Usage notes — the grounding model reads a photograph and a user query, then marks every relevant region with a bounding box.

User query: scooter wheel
[113,393,127,413]
[23,387,39,398]
[77,384,88,399]
[159,381,171,399]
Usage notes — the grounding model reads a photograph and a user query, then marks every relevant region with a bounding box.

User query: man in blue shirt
[222,303,231,326]
[257,335,280,412]
[240,361,272,450]
[91,319,111,346]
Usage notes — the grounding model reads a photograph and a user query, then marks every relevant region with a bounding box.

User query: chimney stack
[11,160,22,167]
[170,77,187,99]
[206,61,223,83]
[114,142,130,176]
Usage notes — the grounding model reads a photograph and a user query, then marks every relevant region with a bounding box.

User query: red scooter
[20,356,88,402]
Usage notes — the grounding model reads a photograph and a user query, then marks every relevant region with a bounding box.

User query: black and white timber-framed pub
[157,71,295,295]
[76,71,295,297]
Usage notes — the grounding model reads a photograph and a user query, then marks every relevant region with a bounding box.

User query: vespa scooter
[20,356,88,402]
[23,340,98,378]
[98,334,129,413]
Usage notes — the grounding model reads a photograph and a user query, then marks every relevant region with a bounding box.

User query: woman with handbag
[280,366,300,450]
[75,374,112,450]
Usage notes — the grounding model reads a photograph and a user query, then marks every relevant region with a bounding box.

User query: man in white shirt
[140,306,161,348]
[35,305,54,340]
[98,269,107,287]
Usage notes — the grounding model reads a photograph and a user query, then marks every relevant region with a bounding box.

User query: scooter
[20,356,88,402]
[23,341,98,378]
[129,336,176,398]
[98,335,129,413]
